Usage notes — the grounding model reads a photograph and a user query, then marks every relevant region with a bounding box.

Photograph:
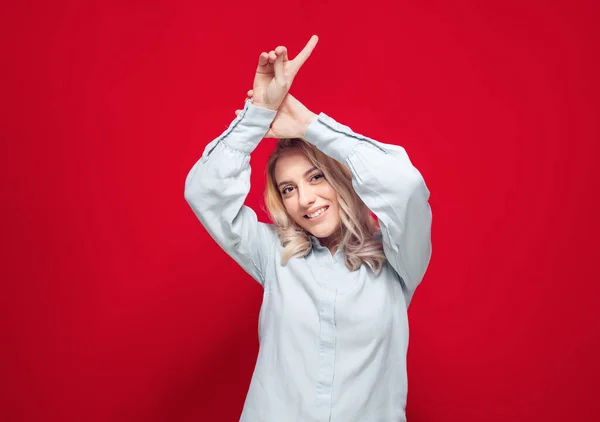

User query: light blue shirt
[184,100,432,421]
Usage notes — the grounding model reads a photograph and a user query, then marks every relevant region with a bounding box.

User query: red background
[2,1,599,421]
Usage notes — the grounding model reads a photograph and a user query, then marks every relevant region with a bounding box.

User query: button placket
[313,288,337,422]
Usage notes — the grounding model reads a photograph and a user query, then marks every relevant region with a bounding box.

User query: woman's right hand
[251,35,319,111]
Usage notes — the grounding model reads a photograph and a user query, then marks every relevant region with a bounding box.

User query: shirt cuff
[221,100,278,154]
[303,112,361,163]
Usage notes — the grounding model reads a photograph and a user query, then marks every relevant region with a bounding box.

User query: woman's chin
[306,224,340,240]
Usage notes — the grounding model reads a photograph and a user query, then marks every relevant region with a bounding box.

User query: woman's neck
[319,231,342,256]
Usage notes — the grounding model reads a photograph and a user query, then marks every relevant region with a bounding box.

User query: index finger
[291,35,319,69]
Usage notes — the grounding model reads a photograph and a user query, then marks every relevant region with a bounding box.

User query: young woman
[184,35,432,422]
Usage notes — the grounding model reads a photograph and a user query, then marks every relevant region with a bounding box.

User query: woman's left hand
[236,91,318,139]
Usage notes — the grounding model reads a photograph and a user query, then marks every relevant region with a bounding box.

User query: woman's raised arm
[302,111,432,305]
[184,101,279,286]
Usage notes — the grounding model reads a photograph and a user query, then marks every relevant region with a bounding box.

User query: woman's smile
[304,205,329,221]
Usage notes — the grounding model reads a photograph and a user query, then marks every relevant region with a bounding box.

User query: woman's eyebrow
[277,166,318,189]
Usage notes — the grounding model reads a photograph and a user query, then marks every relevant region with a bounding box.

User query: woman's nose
[298,185,316,208]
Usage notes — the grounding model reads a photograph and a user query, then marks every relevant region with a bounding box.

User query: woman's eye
[311,173,324,182]
[282,187,293,195]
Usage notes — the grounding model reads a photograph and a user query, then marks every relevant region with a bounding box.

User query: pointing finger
[291,35,319,71]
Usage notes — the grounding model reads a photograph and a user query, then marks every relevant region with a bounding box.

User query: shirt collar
[309,235,325,250]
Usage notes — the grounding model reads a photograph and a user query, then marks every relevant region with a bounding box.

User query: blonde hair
[263,138,386,275]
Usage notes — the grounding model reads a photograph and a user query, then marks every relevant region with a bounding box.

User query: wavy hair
[263,138,386,275]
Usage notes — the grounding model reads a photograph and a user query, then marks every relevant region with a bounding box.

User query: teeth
[306,206,328,219]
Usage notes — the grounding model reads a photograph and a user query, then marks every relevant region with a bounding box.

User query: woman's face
[274,150,341,239]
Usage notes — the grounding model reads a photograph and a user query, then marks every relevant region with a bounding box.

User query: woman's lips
[305,205,329,221]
